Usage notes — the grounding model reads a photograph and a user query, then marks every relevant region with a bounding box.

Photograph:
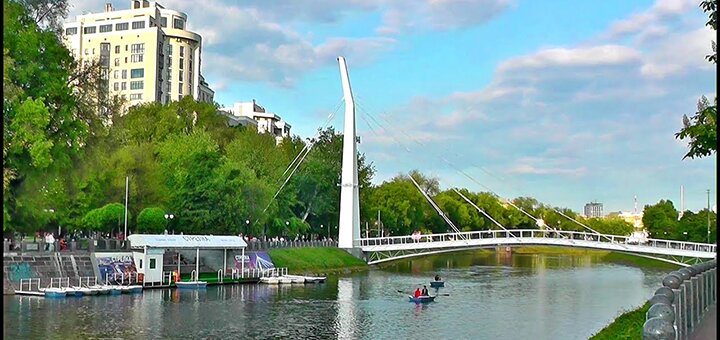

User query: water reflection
[4,252,666,340]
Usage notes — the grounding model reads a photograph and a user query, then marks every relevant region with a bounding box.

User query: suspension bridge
[282,57,717,267]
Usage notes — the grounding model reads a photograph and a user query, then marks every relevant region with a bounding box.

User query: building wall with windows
[62,1,213,111]
[583,202,604,218]
[221,100,292,144]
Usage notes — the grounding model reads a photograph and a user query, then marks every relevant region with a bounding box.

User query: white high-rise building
[222,100,292,144]
[62,1,214,110]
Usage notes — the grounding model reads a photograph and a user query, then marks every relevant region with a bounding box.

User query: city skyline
[66,0,717,213]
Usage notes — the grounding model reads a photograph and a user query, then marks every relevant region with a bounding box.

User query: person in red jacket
[414,288,421,298]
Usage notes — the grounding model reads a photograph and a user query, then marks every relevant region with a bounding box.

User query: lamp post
[245,220,250,235]
[164,213,174,234]
[707,189,711,243]
[285,221,290,238]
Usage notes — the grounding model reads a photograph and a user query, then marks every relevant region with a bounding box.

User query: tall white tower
[678,185,685,221]
[337,57,360,249]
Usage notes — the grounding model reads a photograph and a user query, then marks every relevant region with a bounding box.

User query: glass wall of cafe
[126,235,248,286]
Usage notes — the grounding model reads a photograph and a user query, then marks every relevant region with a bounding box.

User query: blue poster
[95,253,137,283]
[234,251,275,270]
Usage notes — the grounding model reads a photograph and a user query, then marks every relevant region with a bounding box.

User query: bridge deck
[358,229,716,264]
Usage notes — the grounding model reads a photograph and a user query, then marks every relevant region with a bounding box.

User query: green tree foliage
[676,1,717,159]
[136,207,167,233]
[643,200,679,238]
[82,203,129,234]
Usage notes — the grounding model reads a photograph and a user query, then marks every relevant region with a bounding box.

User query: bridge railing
[357,229,716,253]
[642,260,716,339]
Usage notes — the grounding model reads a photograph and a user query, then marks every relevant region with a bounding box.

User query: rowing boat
[430,281,444,288]
[408,295,436,303]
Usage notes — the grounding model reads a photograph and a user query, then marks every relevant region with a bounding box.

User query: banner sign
[234,251,275,270]
[94,252,137,283]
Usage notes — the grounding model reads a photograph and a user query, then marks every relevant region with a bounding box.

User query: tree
[643,200,679,239]
[676,1,717,159]
[136,207,167,233]
[82,203,128,234]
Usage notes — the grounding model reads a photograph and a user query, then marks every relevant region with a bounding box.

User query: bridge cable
[451,188,524,244]
[355,98,614,245]
[407,173,468,241]
[255,98,344,222]
[354,99,566,237]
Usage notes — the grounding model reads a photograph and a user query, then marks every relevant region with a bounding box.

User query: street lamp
[164,213,174,234]
[245,220,250,234]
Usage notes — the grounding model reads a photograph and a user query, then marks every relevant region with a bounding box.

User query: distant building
[584,202,603,218]
[220,100,292,144]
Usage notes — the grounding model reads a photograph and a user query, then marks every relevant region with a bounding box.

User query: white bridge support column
[337,56,361,249]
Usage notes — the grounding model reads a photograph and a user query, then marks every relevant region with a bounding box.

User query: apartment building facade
[583,202,604,218]
[62,1,214,110]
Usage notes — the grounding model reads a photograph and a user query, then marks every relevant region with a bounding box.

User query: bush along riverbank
[267,247,368,275]
[512,246,682,270]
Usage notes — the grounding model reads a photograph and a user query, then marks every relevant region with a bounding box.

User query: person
[414,288,421,298]
[434,275,441,282]
[47,232,55,251]
[421,286,429,296]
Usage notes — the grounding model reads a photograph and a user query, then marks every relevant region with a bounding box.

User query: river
[3,250,666,339]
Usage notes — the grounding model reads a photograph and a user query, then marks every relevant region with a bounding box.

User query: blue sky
[69,0,716,214]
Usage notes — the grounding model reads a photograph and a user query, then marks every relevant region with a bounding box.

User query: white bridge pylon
[358,229,716,266]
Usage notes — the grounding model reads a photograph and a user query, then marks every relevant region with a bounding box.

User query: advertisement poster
[95,253,137,283]
[234,251,275,271]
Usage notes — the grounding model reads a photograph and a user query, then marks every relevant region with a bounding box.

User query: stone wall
[3,253,96,295]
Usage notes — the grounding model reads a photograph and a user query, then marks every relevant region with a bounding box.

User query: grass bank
[268,247,368,275]
[590,302,650,339]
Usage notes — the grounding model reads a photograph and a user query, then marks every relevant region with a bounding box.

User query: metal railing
[245,240,338,251]
[643,260,717,339]
[78,276,97,287]
[18,278,41,292]
[104,271,139,285]
[358,229,717,254]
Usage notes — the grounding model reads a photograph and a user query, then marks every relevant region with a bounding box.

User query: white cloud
[605,0,696,38]
[377,0,512,34]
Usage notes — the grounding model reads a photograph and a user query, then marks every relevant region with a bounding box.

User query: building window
[122,70,127,79]
[173,18,184,29]
[131,43,144,54]
[149,258,156,269]
[65,27,77,35]
[160,17,167,27]
[139,259,143,269]
[92,48,95,54]
[130,68,144,78]
[99,24,112,33]
[130,93,142,100]
[121,82,127,90]
[178,83,183,94]
[168,45,172,55]
[179,58,184,70]
[131,54,144,63]
[115,22,128,31]
[113,70,119,79]
[179,46,185,57]
[83,26,96,34]
[132,21,145,29]
[179,70,183,82]
[84,48,89,55]
[115,45,120,53]
[113,82,119,91]
[114,57,120,66]
[130,81,144,90]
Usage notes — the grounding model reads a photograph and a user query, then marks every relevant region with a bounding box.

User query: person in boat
[434,275,441,282]
[421,286,429,296]
[414,288,421,298]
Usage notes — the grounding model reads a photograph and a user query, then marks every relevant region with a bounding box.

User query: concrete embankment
[3,253,97,295]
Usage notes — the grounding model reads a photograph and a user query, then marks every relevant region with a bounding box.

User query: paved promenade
[690,304,716,340]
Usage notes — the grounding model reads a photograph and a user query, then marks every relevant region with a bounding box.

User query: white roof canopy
[127,234,247,249]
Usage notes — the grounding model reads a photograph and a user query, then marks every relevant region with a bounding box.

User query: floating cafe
[14,234,325,298]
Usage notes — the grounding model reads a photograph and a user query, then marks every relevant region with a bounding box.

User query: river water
[3,251,666,339]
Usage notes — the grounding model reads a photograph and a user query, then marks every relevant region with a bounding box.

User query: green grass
[590,302,650,339]
[268,247,368,274]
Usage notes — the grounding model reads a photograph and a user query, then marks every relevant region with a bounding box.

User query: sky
[68,0,717,214]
